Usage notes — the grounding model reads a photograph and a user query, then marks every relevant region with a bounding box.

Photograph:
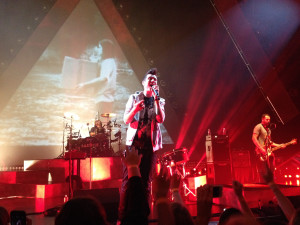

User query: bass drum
[162,148,189,165]
[79,136,109,157]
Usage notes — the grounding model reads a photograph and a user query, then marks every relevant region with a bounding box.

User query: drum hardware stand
[178,164,196,199]
[116,132,122,155]
[68,116,74,199]
[107,123,112,153]
[64,116,83,199]
[57,117,68,159]
[171,163,196,199]
[88,141,94,190]
[182,181,196,198]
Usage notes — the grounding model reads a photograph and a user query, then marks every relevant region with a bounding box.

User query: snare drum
[162,148,189,165]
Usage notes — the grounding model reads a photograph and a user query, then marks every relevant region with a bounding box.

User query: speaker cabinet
[231,150,251,167]
[206,134,230,162]
[231,150,252,183]
[74,188,119,223]
[206,162,232,185]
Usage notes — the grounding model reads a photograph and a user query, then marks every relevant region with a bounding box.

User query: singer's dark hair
[261,113,270,120]
[143,68,157,81]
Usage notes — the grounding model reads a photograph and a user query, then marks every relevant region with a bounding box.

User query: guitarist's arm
[252,133,267,157]
[271,142,286,149]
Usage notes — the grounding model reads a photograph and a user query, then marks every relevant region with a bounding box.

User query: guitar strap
[262,124,272,164]
[264,125,272,149]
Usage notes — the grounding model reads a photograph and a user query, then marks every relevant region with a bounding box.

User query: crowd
[1,150,299,225]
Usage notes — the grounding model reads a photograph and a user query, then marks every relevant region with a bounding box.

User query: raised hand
[195,184,213,225]
[152,167,171,200]
[134,100,145,112]
[122,148,141,167]
[232,180,243,198]
[170,173,181,190]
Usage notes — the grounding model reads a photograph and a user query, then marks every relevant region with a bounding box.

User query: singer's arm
[151,85,165,123]
[155,98,165,123]
[124,95,145,125]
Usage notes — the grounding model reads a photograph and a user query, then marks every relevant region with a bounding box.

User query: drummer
[89,120,105,137]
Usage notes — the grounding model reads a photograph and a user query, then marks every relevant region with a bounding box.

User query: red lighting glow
[79,158,122,182]
[36,185,45,198]
[35,198,45,212]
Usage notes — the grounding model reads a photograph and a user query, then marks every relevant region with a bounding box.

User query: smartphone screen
[213,185,223,198]
[10,210,26,225]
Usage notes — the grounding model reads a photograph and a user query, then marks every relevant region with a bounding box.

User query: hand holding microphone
[151,85,160,100]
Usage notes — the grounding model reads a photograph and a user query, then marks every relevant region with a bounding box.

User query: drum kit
[160,147,189,176]
[160,147,196,199]
[63,112,122,158]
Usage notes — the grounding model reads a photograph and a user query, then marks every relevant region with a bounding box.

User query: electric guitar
[259,138,297,161]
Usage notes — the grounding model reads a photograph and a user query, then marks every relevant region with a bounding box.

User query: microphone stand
[67,116,74,199]
[209,0,284,125]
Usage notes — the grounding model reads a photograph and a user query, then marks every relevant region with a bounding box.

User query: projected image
[0,0,172,157]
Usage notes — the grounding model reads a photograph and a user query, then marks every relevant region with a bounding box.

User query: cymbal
[64,112,80,120]
[101,113,116,118]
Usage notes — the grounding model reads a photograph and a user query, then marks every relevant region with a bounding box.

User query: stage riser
[24,157,123,182]
[0,183,68,198]
[0,169,65,184]
[0,158,123,199]
[81,179,122,190]
[215,185,300,209]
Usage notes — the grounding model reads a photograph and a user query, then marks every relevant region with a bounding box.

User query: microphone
[151,85,160,100]
[270,123,277,130]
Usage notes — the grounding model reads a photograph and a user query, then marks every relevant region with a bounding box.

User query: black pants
[255,154,275,183]
[118,145,157,221]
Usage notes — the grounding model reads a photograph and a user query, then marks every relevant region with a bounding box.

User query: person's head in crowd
[0,207,9,225]
[170,203,194,225]
[262,219,287,225]
[218,207,243,225]
[290,208,300,225]
[225,215,259,225]
[55,197,108,225]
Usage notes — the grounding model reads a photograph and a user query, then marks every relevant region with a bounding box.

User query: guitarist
[252,114,286,183]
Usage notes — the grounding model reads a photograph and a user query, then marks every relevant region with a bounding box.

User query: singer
[252,114,286,183]
[118,68,165,221]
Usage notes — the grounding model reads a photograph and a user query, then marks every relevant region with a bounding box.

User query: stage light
[190,168,199,177]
